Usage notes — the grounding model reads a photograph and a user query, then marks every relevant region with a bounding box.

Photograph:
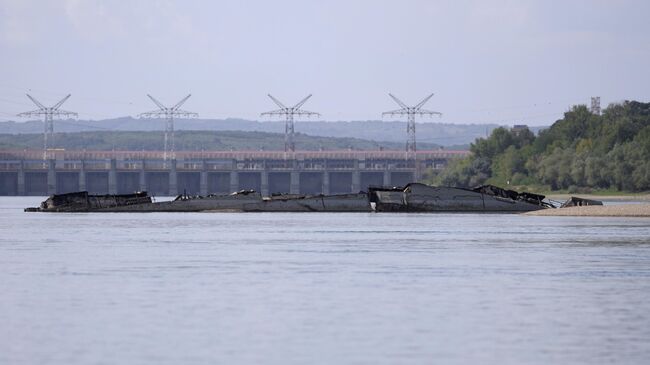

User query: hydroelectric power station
[1,92,470,196]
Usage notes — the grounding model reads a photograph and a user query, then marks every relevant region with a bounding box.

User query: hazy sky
[0,0,648,126]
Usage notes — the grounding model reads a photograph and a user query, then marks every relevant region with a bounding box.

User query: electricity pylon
[139,94,198,161]
[382,93,442,155]
[261,94,320,152]
[17,94,77,160]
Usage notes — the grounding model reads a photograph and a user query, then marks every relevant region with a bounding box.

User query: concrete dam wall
[0,149,468,196]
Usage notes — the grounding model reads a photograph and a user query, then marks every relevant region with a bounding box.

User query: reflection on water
[1,197,650,364]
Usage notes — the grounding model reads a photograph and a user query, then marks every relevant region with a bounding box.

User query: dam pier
[0,149,467,196]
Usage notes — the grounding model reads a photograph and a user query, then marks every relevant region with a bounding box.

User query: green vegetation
[426,101,650,193]
[0,130,440,151]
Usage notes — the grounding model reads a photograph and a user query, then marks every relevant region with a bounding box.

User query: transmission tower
[261,94,320,152]
[17,94,78,160]
[382,93,442,155]
[590,96,601,115]
[139,94,198,161]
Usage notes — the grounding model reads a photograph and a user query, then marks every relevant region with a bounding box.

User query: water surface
[1,197,650,364]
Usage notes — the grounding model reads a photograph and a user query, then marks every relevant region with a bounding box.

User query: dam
[0,149,467,196]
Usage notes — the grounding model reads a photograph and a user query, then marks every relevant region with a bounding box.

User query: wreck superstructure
[369,183,552,213]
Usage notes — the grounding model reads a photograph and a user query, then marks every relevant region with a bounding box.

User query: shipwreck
[25,190,371,213]
[24,183,596,213]
[369,183,554,212]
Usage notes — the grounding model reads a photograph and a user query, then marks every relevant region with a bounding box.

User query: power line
[56,120,114,131]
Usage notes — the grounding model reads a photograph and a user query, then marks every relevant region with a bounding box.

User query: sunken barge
[25,190,371,213]
[369,183,554,212]
[25,183,594,213]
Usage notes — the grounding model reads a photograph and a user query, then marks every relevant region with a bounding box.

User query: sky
[0,0,648,126]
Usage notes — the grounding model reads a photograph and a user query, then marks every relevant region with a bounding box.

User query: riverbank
[546,193,650,202]
[525,204,650,217]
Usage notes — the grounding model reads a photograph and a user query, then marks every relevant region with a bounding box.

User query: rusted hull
[371,184,547,213]
[26,183,557,213]
[246,193,370,212]
[25,191,370,213]
[24,191,153,212]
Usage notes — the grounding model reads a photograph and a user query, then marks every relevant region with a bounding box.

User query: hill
[429,101,650,192]
[0,130,444,152]
[0,118,508,148]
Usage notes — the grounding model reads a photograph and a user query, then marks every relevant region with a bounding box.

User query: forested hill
[0,118,502,147]
[0,130,442,152]
[430,101,650,192]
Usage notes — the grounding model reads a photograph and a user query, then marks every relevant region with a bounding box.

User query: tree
[429,100,649,192]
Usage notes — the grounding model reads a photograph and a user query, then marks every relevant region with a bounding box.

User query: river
[1,197,649,364]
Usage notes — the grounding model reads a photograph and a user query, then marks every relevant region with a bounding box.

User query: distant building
[511,124,530,136]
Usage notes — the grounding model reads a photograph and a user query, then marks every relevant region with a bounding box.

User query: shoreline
[546,193,650,202]
[525,204,650,217]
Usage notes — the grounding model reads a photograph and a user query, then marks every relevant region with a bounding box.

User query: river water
[1,197,650,365]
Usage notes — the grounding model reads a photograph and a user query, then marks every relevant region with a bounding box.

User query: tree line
[427,101,650,192]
